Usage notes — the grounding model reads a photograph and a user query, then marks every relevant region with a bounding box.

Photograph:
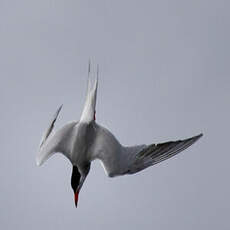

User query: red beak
[74,192,79,208]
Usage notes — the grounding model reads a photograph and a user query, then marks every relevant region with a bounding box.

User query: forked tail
[80,61,99,123]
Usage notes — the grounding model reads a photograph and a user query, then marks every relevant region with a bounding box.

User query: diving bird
[36,63,203,208]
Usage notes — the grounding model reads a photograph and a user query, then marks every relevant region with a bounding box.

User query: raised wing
[40,104,63,148]
[91,124,202,177]
[36,105,77,166]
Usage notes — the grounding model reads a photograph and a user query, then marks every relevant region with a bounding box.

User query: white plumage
[36,63,202,207]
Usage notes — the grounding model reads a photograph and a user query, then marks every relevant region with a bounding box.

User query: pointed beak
[74,192,79,208]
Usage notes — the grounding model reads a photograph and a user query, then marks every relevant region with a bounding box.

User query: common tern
[36,63,203,207]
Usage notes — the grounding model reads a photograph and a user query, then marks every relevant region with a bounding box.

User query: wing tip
[193,133,203,141]
[183,132,203,146]
[55,104,63,118]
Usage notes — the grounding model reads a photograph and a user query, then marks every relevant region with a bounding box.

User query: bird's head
[71,165,90,208]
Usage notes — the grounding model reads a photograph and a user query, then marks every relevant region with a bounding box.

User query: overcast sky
[0,0,229,229]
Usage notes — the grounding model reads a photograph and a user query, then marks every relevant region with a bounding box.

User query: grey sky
[0,0,229,229]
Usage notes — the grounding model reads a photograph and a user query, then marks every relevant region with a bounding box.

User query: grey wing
[127,133,203,174]
[36,122,77,166]
[36,105,77,166]
[92,124,203,177]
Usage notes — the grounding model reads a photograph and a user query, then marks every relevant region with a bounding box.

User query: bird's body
[36,63,203,207]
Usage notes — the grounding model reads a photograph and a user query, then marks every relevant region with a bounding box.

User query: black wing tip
[195,133,203,139]
[187,133,203,143]
[58,104,63,111]
[56,104,63,115]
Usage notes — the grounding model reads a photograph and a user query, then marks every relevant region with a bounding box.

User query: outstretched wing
[128,133,203,174]
[91,124,202,177]
[36,106,77,166]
